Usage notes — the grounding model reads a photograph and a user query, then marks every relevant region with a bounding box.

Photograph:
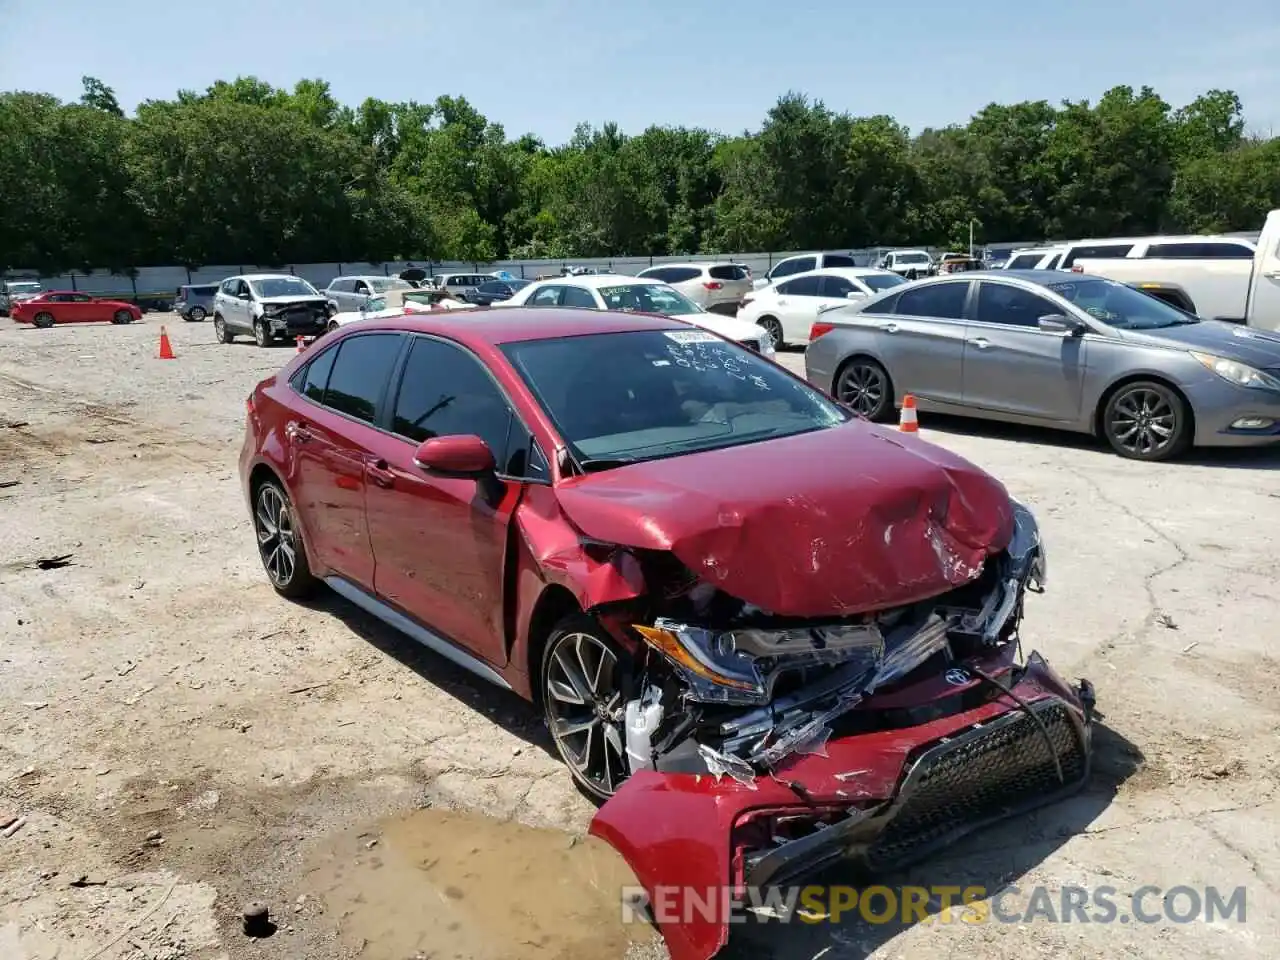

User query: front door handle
[882,322,899,333]
[367,459,395,489]
[970,337,990,349]
[1263,269,1280,280]
[287,421,313,443]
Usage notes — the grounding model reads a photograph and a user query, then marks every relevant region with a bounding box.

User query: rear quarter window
[658,266,701,283]
[1062,244,1134,267]
[708,264,748,281]
[822,254,857,268]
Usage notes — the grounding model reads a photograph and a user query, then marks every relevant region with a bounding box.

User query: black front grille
[865,700,1087,871]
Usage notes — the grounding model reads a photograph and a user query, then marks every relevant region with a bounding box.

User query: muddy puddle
[304,807,664,960]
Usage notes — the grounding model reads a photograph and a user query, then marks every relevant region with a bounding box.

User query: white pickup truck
[1071,210,1280,329]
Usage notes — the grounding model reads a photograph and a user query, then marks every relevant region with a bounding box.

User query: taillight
[246,395,255,416]
[1071,265,1084,273]
[703,281,723,290]
[810,321,835,340]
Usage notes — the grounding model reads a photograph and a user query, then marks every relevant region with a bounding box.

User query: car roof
[239,273,300,281]
[348,305,687,346]
[535,274,655,288]
[786,267,895,281]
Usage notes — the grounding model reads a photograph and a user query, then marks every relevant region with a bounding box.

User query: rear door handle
[1264,269,1280,280]
[882,322,899,333]
[367,458,395,489]
[970,337,990,349]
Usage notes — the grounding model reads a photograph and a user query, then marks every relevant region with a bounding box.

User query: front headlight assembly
[1007,498,1047,591]
[1189,351,1280,392]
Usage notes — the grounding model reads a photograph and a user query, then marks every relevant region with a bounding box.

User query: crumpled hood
[1117,320,1280,369]
[555,421,1014,617]
[259,295,329,307]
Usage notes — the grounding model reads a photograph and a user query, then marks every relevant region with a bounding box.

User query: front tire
[541,614,633,802]
[253,318,271,347]
[112,309,133,324]
[1102,381,1191,461]
[214,315,234,343]
[834,356,895,422]
[33,311,55,329]
[252,479,317,599]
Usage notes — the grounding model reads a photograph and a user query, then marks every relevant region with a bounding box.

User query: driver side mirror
[413,435,495,476]
[1038,314,1085,336]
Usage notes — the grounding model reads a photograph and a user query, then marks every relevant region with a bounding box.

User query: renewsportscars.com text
[621,883,1248,926]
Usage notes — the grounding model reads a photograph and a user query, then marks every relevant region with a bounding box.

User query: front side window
[322,333,403,423]
[1061,244,1133,267]
[1043,278,1197,330]
[390,337,517,469]
[369,277,413,292]
[1007,253,1044,269]
[560,286,598,308]
[528,286,562,306]
[895,281,970,319]
[250,277,319,299]
[596,283,701,316]
[771,257,816,280]
[819,275,857,298]
[502,330,848,469]
[975,283,1058,328]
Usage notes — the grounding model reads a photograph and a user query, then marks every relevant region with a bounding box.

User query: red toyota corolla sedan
[11,291,141,327]
[239,307,1095,960]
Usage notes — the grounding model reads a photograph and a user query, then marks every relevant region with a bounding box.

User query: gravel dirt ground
[0,315,1277,960]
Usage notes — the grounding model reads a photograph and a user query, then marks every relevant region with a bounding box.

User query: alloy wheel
[1108,386,1178,458]
[113,310,132,324]
[837,361,889,419]
[544,632,628,799]
[254,484,297,588]
[190,306,206,321]
[254,319,269,347]
[759,317,783,349]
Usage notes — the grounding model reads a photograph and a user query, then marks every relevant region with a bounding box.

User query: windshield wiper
[577,456,641,472]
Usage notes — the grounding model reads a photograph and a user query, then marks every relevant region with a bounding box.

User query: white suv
[752,252,859,289]
[635,262,753,314]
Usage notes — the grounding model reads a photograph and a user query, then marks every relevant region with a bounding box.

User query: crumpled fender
[589,770,738,960]
[555,421,1014,618]
[514,485,646,610]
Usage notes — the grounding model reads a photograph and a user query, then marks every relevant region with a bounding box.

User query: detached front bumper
[589,652,1093,960]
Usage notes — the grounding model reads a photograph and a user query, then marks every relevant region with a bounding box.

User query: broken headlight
[1007,499,1046,590]
[633,620,885,706]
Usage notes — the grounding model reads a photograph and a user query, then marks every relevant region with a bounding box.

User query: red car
[11,291,141,328]
[239,308,1094,960]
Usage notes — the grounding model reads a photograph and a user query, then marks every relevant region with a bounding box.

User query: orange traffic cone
[899,394,919,433]
[158,325,176,360]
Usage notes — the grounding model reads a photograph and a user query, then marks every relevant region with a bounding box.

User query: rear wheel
[252,479,317,599]
[758,316,784,350]
[33,311,54,329]
[214,315,234,343]
[541,614,632,802]
[189,306,207,322]
[835,357,894,422]
[1101,381,1191,461]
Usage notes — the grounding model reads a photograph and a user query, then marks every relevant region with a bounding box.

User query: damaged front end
[589,500,1095,960]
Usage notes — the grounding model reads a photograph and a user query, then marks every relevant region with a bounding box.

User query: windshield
[897,253,930,264]
[502,329,848,468]
[7,282,41,294]
[1043,278,1199,330]
[368,277,412,293]
[861,273,907,292]
[251,277,318,299]
[596,283,702,316]
[366,296,387,311]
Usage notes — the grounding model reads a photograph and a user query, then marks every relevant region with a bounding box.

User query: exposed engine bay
[620,500,1049,787]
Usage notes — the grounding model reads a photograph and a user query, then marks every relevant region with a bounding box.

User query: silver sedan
[805,270,1280,460]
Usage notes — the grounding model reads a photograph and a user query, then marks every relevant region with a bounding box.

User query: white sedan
[495,274,776,354]
[326,289,477,331]
[737,267,907,348]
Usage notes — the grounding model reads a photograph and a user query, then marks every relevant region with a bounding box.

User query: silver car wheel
[1108,386,1178,457]
[189,306,206,321]
[759,317,784,349]
[544,631,628,799]
[254,484,297,588]
[837,361,889,419]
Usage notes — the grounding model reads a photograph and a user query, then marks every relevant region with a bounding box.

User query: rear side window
[1007,253,1043,269]
[323,333,403,424]
[1061,244,1133,267]
[653,266,701,283]
[300,346,338,403]
[1145,241,1254,259]
[896,282,970,320]
[708,264,748,281]
[822,254,857,268]
[777,275,822,296]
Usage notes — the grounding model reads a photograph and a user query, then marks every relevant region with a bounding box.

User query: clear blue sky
[2,0,1276,143]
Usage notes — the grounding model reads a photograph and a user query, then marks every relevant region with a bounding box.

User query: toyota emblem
[945,668,971,686]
